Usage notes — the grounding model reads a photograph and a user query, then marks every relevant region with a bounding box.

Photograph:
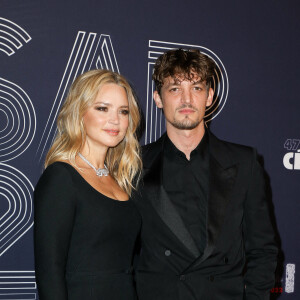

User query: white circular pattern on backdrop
[0,163,34,256]
[0,78,36,162]
[0,17,32,56]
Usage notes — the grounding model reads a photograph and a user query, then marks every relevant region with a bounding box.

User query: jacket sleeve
[34,163,76,300]
[243,149,278,300]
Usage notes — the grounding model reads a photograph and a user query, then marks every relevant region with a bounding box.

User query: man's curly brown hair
[152,49,216,94]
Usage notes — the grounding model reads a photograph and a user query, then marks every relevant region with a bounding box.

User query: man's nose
[181,89,192,104]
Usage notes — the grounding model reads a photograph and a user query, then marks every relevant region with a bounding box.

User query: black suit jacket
[133,132,277,300]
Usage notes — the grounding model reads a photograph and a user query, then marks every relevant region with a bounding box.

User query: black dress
[34,162,141,300]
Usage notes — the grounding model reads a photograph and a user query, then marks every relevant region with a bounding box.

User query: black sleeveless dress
[34,162,141,300]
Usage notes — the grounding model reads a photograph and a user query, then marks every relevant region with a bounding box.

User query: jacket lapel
[143,138,200,259]
[143,132,239,269]
[187,132,239,269]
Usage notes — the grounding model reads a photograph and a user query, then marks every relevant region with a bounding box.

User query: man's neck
[166,124,206,160]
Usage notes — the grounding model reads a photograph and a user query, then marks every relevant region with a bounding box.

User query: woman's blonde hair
[45,69,142,195]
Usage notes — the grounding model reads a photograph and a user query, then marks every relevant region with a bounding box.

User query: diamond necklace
[78,153,109,177]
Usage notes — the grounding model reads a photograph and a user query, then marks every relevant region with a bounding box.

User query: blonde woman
[34,69,142,300]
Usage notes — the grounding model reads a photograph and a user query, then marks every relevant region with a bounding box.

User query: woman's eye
[120,109,129,115]
[96,106,107,112]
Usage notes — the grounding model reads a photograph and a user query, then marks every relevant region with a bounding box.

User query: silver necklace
[78,153,109,177]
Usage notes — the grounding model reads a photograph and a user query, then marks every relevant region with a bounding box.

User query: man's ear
[206,88,214,107]
[153,90,163,108]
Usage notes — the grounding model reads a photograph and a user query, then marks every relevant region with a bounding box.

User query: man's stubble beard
[170,116,201,130]
[168,104,201,130]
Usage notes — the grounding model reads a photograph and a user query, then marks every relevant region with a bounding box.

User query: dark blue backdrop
[0,0,299,299]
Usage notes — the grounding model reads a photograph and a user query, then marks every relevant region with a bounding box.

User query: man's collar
[164,130,209,161]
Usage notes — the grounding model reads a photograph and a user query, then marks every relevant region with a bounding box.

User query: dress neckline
[53,161,130,203]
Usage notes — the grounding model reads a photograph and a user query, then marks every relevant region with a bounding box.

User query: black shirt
[163,132,209,254]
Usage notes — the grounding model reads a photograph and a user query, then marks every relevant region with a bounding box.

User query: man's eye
[194,86,203,91]
[120,109,129,115]
[96,106,107,112]
[170,88,179,92]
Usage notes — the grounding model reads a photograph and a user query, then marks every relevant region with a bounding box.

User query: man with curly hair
[134,49,277,300]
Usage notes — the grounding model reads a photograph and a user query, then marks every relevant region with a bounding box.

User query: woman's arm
[34,163,76,300]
